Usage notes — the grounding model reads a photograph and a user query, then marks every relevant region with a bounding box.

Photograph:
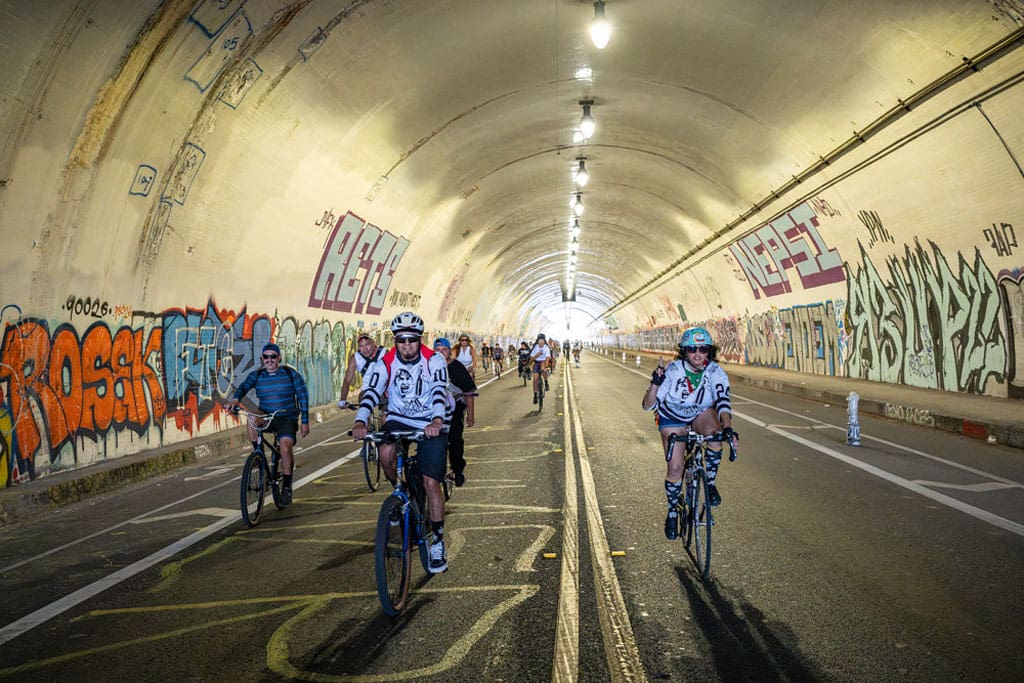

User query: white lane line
[595,353,1024,536]
[732,393,1024,487]
[128,508,238,523]
[566,364,647,682]
[0,448,361,646]
[911,480,1020,493]
[552,368,580,683]
[0,432,356,574]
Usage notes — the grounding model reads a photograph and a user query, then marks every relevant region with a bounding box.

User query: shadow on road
[675,566,833,682]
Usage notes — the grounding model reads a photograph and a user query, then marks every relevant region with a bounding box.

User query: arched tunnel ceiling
[2,0,1023,338]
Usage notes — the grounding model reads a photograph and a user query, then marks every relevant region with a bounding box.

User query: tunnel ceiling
[3,0,1023,337]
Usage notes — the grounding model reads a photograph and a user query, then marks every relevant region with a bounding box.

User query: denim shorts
[656,416,692,430]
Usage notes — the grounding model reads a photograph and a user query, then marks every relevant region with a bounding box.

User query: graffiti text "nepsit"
[308,212,410,315]
[729,203,845,300]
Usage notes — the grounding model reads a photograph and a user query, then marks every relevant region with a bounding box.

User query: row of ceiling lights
[566,2,612,299]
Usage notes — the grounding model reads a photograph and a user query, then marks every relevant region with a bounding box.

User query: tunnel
[1,0,1023,484]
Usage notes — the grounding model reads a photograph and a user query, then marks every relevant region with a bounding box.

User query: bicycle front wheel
[375,495,411,616]
[691,469,713,580]
[240,451,267,527]
[362,440,382,491]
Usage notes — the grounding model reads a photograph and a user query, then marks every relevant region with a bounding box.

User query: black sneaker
[664,511,679,540]
[454,471,466,487]
[533,393,538,404]
[281,482,293,505]
[707,484,722,507]
[544,381,550,391]
[428,538,448,573]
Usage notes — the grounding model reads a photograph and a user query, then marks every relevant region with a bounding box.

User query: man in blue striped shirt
[228,343,310,503]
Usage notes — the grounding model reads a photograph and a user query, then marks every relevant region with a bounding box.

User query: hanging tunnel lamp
[590,1,611,49]
[572,193,585,216]
[579,100,596,140]
[575,158,589,187]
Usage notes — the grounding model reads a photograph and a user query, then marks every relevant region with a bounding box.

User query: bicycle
[519,362,532,387]
[232,408,289,527]
[353,428,439,616]
[533,365,546,410]
[668,431,738,580]
[345,405,382,491]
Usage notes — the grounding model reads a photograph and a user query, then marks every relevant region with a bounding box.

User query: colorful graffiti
[846,240,1006,393]
[744,301,845,375]
[0,300,356,486]
[0,317,167,484]
[729,202,846,300]
[996,268,1024,399]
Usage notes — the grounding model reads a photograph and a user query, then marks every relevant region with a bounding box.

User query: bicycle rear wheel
[362,440,382,491]
[691,469,713,580]
[375,495,411,616]
[537,383,545,410]
[240,451,266,527]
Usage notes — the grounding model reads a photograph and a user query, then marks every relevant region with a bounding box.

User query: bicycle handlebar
[227,405,285,425]
[667,431,739,461]
[347,429,426,444]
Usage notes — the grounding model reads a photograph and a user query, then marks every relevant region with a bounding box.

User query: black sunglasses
[682,345,711,354]
[395,335,420,343]
[262,354,279,360]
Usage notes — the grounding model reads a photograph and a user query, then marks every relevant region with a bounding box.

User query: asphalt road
[0,351,1021,682]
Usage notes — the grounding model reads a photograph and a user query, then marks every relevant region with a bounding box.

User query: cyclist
[572,343,581,367]
[480,342,491,372]
[455,334,478,378]
[352,312,451,573]
[227,342,310,504]
[491,342,505,378]
[530,334,551,403]
[337,333,383,408]
[641,327,738,540]
[433,337,477,486]
[516,341,532,380]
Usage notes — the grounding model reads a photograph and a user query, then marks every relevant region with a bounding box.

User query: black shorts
[268,415,299,440]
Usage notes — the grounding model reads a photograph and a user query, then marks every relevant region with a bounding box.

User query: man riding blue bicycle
[641,327,738,540]
[351,312,451,573]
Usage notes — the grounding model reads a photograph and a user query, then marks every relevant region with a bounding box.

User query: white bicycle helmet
[390,311,425,335]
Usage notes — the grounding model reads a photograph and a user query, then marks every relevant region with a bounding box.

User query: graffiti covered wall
[0,300,365,487]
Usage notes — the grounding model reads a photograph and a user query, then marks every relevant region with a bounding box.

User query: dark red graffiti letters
[308,211,410,315]
[729,202,845,299]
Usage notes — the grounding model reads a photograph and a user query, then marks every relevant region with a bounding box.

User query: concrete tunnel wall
[0,1,1022,485]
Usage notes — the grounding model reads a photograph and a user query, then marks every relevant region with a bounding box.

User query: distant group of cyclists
[229,310,737,576]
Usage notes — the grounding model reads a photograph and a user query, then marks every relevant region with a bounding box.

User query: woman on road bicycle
[642,327,738,540]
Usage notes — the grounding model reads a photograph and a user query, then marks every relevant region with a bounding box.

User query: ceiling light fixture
[590,1,611,49]
[572,193,585,216]
[579,100,596,140]
[574,158,589,187]
[571,219,582,238]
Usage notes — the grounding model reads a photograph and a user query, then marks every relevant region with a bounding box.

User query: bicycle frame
[666,431,737,580]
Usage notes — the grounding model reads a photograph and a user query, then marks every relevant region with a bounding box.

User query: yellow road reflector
[553,448,563,453]
[610,551,626,557]
[543,553,558,559]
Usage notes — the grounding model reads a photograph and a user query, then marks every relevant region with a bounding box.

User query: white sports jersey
[644,360,732,424]
[530,344,551,363]
[357,347,448,430]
